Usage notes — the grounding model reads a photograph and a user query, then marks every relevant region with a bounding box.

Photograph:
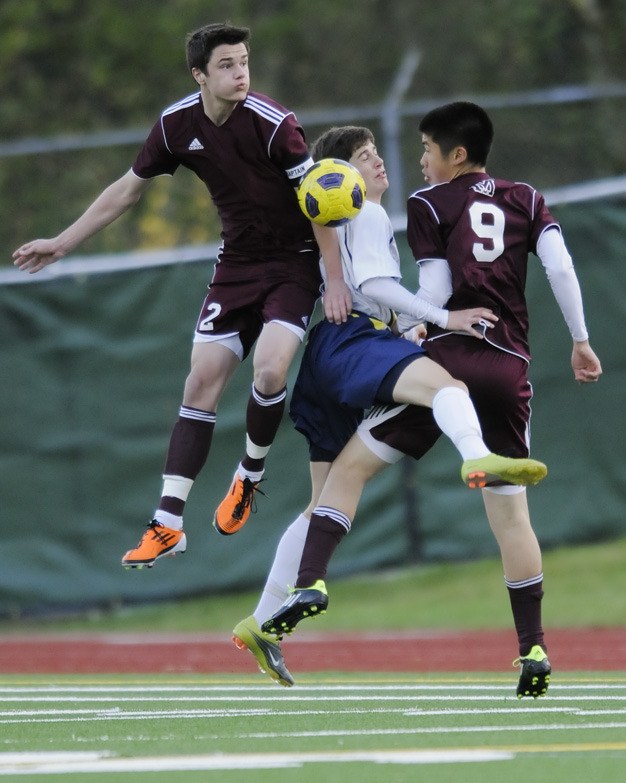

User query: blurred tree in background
[1,0,625,262]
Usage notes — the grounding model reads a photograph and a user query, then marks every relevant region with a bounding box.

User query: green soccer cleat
[514,645,552,698]
[232,615,294,687]
[261,580,329,636]
[461,453,547,489]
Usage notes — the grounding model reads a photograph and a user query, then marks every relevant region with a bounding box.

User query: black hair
[419,102,493,166]
[185,22,251,72]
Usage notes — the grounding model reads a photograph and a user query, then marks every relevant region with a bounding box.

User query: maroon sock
[241,385,287,473]
[507,577,546,656]
[296,508,351,587]
[158,406,215,515]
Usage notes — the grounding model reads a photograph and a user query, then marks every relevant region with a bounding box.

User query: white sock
[432,386,491,460]
[154,475,194,530]
[153,510,184,530]
[253,513,310,624]
[237,462,265,483]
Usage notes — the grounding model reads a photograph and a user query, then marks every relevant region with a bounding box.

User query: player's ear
[191,67,206,86]
[452,146,468,165]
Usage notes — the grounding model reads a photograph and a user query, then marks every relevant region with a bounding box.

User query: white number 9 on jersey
[469,202,505,263]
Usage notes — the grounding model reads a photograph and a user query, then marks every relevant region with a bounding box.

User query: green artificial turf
[0,674,625,783]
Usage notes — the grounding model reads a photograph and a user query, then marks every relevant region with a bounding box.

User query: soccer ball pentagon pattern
[297,158,367,226]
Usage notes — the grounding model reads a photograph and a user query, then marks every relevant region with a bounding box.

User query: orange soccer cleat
[213,474,265,535]
[121,520,186,569]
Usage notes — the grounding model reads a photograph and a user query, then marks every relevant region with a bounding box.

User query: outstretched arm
[13,170,151,273]
[361,270,498,340]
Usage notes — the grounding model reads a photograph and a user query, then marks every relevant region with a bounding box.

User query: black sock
[296,508,351,587]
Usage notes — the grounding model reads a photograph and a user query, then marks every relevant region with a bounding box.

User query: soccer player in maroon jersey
[405,102,601,695]
[262,103,601,698]
[12,23,351,566]
[226,123,545,690]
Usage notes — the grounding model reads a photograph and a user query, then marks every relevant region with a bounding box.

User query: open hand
[13,239,65,274]
[446,307,498,339]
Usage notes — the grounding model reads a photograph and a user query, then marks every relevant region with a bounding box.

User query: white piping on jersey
[409,183,440,197]
[160,92,201,156]
[409,191,441,223]
[536,223,561,245]
[244,94,295,160]
[162,91,201,117]
[514,181,538,218]
[244,94,289,125]
[266,121,282,158]
[410,180,557,362]
[156,91,306,183]
[411,178,532,222]
[427,330,530,364]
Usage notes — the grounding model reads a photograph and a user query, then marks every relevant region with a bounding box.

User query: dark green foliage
[2,0,626,261]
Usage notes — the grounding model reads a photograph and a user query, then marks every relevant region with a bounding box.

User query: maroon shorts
[194,254,321,359]
[369,335,533,459]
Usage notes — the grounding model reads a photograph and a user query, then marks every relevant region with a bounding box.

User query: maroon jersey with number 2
[132,90,321,355]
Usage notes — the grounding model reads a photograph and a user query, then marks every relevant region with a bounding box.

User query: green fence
[1,199,624,615]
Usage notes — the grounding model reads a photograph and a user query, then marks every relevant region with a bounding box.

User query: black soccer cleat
[261,580,329,636]
[514,645,552,698]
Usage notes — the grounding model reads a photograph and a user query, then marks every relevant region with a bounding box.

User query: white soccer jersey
[322,200,401,324]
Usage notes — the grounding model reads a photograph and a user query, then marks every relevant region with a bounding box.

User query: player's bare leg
[483,487,551,697]
[122,341,238,568]
[214,323,302,534]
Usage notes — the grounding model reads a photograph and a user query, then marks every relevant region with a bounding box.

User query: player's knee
[183,366,222,406]
[253,364,288,394]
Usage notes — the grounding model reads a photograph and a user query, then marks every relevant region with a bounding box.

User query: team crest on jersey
[471,179,496,197]
[188,138,204,151]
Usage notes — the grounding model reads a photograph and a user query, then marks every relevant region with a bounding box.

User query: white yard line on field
[2,694,626,709]
[0,683,625,694]
[0,748,513,774]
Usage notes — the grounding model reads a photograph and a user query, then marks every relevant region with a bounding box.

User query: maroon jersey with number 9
[407,172,559,361]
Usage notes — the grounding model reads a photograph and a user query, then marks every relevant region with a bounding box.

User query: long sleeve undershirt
[536,228,589,342]
[360,272,449,328]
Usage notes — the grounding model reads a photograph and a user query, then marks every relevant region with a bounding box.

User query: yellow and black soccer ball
[297,158,366,226]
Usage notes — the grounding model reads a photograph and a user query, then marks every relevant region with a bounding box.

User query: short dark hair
[419,102,494,166]
[310,126,375,162]
[185,22,251,72]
